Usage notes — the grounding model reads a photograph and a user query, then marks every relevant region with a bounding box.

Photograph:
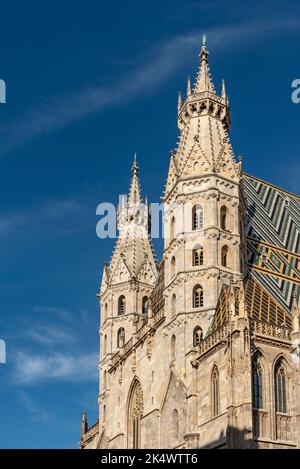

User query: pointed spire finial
[81,411,88,436]
[222,79,226,99]
[292,290,299,311]
[194,34,215,93]
[187,76,191,96]
[128,153,142,206]
[178,91,182,110]
[292,291,300,334]
[132,152,138,176]
[200,33,208,61]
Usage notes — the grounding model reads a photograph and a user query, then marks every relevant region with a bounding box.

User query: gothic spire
[104,158,158,286]
[178,91,182,110]
[187,76,191,96]
[128,153,142,206]
[80,411,88,437]
[221,79,227,99]
[194,35,216,94]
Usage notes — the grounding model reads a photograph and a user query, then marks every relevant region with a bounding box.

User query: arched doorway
[127,379,144,448]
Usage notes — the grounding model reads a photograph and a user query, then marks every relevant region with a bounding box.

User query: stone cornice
[163,227,240,258]
[164,173,240,203]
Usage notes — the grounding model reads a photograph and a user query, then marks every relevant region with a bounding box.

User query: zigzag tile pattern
[243,174,300,312]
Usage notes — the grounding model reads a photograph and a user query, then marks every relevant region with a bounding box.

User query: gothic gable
[137,258,157,285]
[110,256,131,285]
[165,152,179,196]
[160,371,187,448]
[100,264,110,295]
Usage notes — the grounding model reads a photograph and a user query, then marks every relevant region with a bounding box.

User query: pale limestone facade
[80,42,300,449]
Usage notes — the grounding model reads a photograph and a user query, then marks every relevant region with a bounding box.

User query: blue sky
[0,0,299,448]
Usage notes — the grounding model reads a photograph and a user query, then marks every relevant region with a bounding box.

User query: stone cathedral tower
[163,38,245,344]
[80,39,300,449]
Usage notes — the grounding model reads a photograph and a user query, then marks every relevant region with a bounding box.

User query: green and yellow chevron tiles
[243,174,300,313]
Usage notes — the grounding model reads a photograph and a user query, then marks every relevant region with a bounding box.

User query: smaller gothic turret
[80,411,88,437]
[98,160,157,377]
[97,157,158,441]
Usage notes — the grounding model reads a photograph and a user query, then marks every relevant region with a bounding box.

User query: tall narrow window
[171,256,176,278]
[193,246,203,266]
[192,205,203,230]
[221,245,229,267]
[171,335,176,361]
[275,360,287,414]
[170,216,175,240]
[128,379,143,449]
[220,206,227,231]
[104,334,107,355]
[171,293,176,316]
[212,366,219,417]
[193,326,203,346]
[193,285,204,308]
[253,356,264,409]
[171,409,179,441]
[118,295,126,315]
[104,303,108,320]
[117,327,125,348]
[103,370,107,389]
[142,296,148,318]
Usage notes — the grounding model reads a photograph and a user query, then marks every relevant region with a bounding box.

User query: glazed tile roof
[243,174,300,313]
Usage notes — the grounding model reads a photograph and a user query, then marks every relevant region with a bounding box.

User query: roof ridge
[243,172,300,200]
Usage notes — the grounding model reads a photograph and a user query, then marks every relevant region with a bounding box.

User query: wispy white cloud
[0,213,27,238]
[1,17,299,155]
[0,194,87,240]
[19,391,83,436]
[19,392,51,422]
[32,306,73,322]
[24,324,77,347]
[13,350,98,384]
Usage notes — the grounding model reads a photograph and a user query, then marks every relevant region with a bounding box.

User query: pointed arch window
[170,216,175,240]
[221,245,229,267]
[193,285,204,308]
[171,293,176,316]
[220,206,228,231]
[171,256,176,278]
[275,360,287,414]
[171,334,176,362]
[128,380,143,449]
[193,162,199,172]
[171,409,179,441]
[104,334,108,355]
[193,246,203,266]
[117,327,125,348]
[142,296,148,318]
[118,295,126,315]
[212,366,219,417]
[192,205,203,230]
[193,326,203,346]
[253,356,264,409]
[104,303,108,320]
[103,370,107,389]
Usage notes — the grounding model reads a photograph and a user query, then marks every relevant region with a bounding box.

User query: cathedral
[80,40,300,449]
